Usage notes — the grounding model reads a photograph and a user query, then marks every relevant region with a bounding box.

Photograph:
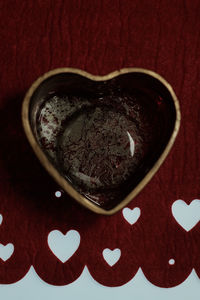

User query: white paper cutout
[48,230,80,263]
[122,207,141,225]
[169,259,175,265]
[0,243,14,261]
[1,266,200,300]
[102,248,121,266]
[55,191,62,198]
[172,199,200,231]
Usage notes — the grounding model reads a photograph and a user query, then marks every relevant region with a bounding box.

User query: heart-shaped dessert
[22,68,180,215]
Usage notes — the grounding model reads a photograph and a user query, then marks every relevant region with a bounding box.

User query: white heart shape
[0,243,14,261]
[172,199,200,232]
[122,207,141,225]
[0,214,2,225]
[48,230,80,263]
[103,248,121,267]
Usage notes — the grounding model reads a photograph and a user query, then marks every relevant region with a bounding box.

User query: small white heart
[48,230,80,263]
[122,207,141,225]
[0,243,14,261]
[172,199,200,232]
[103,248,121,267]
[0,214,2,225]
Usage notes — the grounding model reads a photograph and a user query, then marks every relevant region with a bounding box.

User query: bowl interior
[29,72,177,210]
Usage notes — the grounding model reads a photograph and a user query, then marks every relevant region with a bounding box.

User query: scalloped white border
[0,266,200,300]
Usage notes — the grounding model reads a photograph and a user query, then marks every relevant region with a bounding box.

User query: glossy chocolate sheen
[29,72,176,210]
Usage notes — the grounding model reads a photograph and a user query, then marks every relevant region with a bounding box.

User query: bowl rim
[22,67,181,215]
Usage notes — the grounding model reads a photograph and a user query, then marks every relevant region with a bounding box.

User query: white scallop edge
[0,266,200,300]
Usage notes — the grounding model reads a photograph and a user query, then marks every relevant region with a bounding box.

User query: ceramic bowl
[22,68,180,215]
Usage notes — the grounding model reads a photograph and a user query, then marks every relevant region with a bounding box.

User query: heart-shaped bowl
[22,68,180,215]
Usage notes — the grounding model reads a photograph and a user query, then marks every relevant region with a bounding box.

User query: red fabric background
[0,0,200,287]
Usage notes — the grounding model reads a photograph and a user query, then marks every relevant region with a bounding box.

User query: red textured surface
[0,0,200,287]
